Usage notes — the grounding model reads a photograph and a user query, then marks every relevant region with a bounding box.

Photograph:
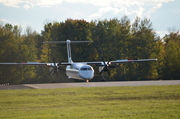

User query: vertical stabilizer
[66,40,73,63]
[43,40,93,63]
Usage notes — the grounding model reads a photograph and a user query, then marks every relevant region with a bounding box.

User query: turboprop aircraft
[0,40,157,82]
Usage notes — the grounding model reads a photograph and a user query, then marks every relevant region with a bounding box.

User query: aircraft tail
[43,40,93,63]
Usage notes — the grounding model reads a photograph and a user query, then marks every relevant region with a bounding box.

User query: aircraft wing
[110,59,157,64]
[0,62,73,67]
[0,62,54,67]
[0,59,157,66]
[86,59,157,65]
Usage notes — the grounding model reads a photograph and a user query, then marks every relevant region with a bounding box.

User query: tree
[1,17,180,84]
[127,17,157,80]
[161,31,180,79]
[0,24,47,84]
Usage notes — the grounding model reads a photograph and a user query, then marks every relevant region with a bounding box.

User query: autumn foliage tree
[0,17,179,84]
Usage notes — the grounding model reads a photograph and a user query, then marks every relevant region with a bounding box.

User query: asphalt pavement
[0,80,180,90]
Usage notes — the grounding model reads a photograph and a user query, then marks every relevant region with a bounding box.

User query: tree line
[0,16,180,84]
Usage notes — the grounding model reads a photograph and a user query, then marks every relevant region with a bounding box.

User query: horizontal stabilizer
[43,40,93,44]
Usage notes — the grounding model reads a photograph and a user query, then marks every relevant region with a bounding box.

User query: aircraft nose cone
[80,71,94,79]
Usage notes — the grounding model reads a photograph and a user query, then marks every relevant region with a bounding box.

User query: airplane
[0,40,157,82]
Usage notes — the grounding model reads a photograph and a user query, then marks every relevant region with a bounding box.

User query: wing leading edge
[86,59,157,65]
[0,62,56,67]
[0,59,157,66]
[111,59,157,64]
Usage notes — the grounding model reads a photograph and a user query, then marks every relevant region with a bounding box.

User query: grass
[0,85,180,119]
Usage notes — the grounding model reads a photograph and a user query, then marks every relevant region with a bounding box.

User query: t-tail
[43,40,93,63]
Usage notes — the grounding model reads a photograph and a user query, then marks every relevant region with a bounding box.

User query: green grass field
[0,85,180,119]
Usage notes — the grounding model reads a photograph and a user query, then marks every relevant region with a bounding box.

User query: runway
[0,80,180,90]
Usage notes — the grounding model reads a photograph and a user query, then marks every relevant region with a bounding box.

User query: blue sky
[0,0,179,38]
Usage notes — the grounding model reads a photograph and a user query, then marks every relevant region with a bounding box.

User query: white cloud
[88,6,119,19]
[0,0,64,8]
[0,0,174,7]
[156,30,169,38]
[0,19,23,29]
[0,0,175,20]
[0,0,21,8]
[173,10,180,13]
[145,3,162,18]
[0,19,8,22]
[24,4,30,9]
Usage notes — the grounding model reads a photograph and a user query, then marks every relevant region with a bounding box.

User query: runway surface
[0,80,180,90]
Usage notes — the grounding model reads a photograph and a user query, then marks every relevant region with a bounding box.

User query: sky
[0,0,180,38]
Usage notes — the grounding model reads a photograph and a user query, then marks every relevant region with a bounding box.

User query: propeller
[49,57,58,77]
[49,57,63,78]
[96,40,115,79]
[99,56,116,76]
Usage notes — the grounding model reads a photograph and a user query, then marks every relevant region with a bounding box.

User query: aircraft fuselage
[66,63,94,81]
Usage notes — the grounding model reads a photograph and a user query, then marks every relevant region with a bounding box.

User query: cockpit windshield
[81,67,92,71]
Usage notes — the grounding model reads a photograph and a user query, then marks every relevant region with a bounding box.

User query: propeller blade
[49,57,59,77]
[53,57,56,67]
[107,69,110,76]
[49,68,55,75]
[107,58,113,65]
[99,69,104,75]
[99,57,115,76]
[57,60,64,66]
